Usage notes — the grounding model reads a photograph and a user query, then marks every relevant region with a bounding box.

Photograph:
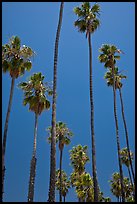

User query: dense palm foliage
[19,72,52,202]
[48,2,64,202]
[56,169,71,202]
[110,172,134,202]
[47,121,73,202]
[120,148,134,196]
[74,2,101,201]
[98,44,126,202]
[2,36,34,200]
[70,145,90,201]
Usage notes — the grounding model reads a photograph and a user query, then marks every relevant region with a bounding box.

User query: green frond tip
[91,3,100,15]
[23,61,32,71]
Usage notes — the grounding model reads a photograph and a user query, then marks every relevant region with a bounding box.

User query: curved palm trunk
[88,33,99,202]
[59,149,63,202]
[28,114,38,202]
[2,77,15,201]
[48,2,64,202]
[119,88,135,182]
[111,65,125,202]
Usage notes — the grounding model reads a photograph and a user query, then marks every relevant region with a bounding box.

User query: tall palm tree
[48,2,64,202]
[47,121,73,202]
[73,2,100,201]
[104,67,135,184]
[2,36,34,200]
[98,44,125,202]
[56,169,71,202]
[19,72,51,202]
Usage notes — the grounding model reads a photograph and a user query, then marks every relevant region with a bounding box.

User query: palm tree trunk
[117,196,119,202]
[63,196,65,202]
[111,65,125,202]
[59,149,63,202]
[88,33,99,202]
[2,76,15,201]
[28,113,38,202]
[127,166,133,187]
[48,2,64,202]
[119,88,135,182]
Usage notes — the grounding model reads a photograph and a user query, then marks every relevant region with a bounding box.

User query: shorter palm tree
[2,36,34,200]
[47,121,73,202]
[56,169,71,202]
[70,145,90,202]
[69,145,90,175]
[110,172,134,202]
[19,72,52,202]
[120,147,134,195]
[75,172,94,202]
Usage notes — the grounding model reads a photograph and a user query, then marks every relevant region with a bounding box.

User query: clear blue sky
[2,2,135,202]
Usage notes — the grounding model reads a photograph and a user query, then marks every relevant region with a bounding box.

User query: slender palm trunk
[111,65,125,202]
[63,196,65,202]
[119,88,135,182]
[117,196,119,202]
[127,166,133,187]
[28,114,38,202]
[88,33,99,202]
[48,2,64,202]
[2,77,15,201]
[59,149,63,202]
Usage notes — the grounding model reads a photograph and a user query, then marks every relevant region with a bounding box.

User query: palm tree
[56,169,71,202]
[73,2,100,201]
[2,36,34,200]
[104,67,135,184]
[98,44,125,202]
[47,121,73,202]
[70,145,90,202]
[110,172,134,202]
[120,148,134,192]
[19,72,52,202]
[74,172,94,202]
[48,2,64,202]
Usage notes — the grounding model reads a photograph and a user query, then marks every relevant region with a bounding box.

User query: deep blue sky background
[2,2,135,202]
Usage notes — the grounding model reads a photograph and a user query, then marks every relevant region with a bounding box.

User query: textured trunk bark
[28,114,38,202]
[88,33,99,202]
[2,77,15,201]
[119,88,135,182]
[59,149,63,202]
[111,65,125,202]
[48,2,64,202]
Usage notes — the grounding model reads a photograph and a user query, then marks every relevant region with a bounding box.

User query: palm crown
[70,145,89,174]
[73,2,100,37]
[2,36,34,78]
[98,44,122,68]
[110,172,133,200]
[120,147,134,167]
[19,72,52,115]
[47,121,73,150]
[104,67,127,89]
[56,169,71,198]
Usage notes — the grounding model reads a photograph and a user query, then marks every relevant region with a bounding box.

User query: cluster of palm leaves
[2,2,134,202]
